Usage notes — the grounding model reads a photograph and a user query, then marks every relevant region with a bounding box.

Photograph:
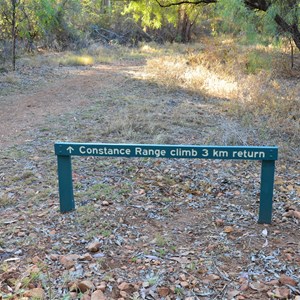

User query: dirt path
[0,64,135,147]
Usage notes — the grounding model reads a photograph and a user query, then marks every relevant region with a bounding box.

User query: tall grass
[140,38,299,159]
[52,40,299,158]
[8,40,299,159]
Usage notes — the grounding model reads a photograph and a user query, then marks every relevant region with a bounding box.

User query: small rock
[283,210,300,219]
[279,274,297,286]
[31,255,42,264]
[272,287,290,299]
[265,279,279,286]
[206,274,220,281]
[240,281,248,291]
[215,218,224,226]
[68,254,80,260]
[224,226,234,233]
[23,288,45,299]
[261,228,268,237]
[118,282,130,291]
[87,241,101,252]
[93,253,105,259]
[97,282,106,292]
[81,294,91,300]
[249,281,269,292]
[117,278,123,284]
[120,291,127,298]
[284,253,293,261]
[91,290,106,300]
[179,274,186,281]
[60,255,75,269]
[80,253,93,261]
[102,201,110,206]
[227,290,240,299]
[180,281,189,288]
[50,254,59,261]
[78,280,95,292]
[157,287,170,297]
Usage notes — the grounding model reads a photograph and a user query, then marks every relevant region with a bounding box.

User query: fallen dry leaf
[91,290,106,300]
[86,241,101,252]
[271,287,290,299]
[227,289,240,299]
[249,281,269,292]
[283,210,300,219]
[279,274,297,286]
[224,226,234,233]
[157,287,170,297]
[78,280,95,292]
[23,288,45,299]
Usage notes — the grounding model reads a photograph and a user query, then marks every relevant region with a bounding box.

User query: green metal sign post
[55,143,278,224]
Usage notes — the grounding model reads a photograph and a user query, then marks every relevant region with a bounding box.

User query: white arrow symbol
[67,146,74,154]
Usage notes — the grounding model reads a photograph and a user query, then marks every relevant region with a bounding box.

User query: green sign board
[55,142,278,224]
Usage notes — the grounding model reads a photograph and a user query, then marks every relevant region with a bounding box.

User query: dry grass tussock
[141,38,300,157]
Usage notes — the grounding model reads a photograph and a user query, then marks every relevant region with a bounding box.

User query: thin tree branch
[244,0,270,12]
[155,0,216,8]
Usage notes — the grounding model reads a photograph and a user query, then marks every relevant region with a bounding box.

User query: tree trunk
[101,0,111,14]
[274,14,300,51]
[291,25,300,52]
[11,0,17,71]
[177,7,192,42]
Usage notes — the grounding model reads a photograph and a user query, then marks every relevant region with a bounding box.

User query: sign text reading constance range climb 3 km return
[55,142,278,224]
[58,143,276,160]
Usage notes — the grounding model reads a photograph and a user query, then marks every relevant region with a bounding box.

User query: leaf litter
[0,58,299,300]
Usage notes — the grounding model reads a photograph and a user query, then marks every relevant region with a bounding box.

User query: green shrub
[246,51,272,74]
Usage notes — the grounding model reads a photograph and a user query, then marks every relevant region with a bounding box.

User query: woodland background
[0,1,300,300]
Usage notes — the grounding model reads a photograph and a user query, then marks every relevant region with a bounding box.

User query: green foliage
[215,0,258,41]
[215,0,300,46]
[21,0,58,37]
[0,0,299,61]
[123,0,165,29]
[245,51,272,74]
[123,0,209,42]
[261,5,278,37]
[0,1,12,38]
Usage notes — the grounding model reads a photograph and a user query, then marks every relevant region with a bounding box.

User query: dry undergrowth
[0,38,300,300]
[1,38,299,159]
[141,38,300,159]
